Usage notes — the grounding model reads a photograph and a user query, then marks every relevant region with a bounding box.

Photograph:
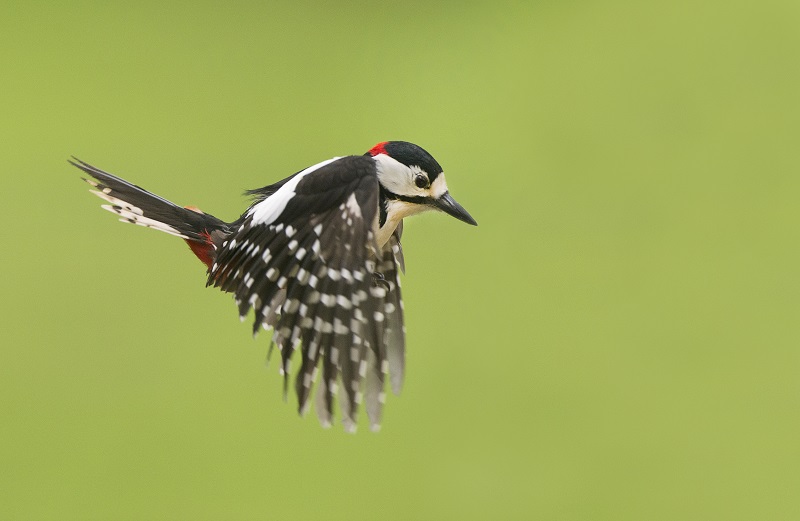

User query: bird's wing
[208,155,403,431]
[382,228,406,388]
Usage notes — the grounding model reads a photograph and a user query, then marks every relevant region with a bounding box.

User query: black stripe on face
[379,187,431,227]
[393,194,429,205]
[380,187,430,205]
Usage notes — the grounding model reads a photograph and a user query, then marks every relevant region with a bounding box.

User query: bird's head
[367,141,478,226]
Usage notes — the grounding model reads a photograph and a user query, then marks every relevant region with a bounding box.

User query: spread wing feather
[207,156,405,431]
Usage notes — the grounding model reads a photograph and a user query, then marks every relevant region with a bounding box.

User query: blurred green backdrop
[2,0,800,519]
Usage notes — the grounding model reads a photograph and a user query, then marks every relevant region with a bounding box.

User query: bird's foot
[372,272,390,291]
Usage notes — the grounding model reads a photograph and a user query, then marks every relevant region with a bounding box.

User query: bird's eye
[414,175,429,189]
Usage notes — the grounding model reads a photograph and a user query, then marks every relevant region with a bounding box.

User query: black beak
[431,192,478,226]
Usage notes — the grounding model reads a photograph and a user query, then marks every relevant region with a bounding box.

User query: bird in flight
[72,141,477,431]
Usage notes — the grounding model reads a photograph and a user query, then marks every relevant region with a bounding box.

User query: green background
[2,1,799,519]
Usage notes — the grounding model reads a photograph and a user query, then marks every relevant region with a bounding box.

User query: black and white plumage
[72,141,477,432]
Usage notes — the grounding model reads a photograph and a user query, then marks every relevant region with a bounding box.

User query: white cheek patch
[374,153,450,200]
[374,154,412,196]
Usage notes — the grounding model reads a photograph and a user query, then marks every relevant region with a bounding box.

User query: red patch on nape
[185,230,215,270]
[368,141,389,156]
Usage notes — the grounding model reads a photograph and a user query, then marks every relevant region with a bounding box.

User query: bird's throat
[376,199,428,247]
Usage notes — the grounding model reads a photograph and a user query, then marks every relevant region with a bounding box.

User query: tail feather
[71,157,230,267]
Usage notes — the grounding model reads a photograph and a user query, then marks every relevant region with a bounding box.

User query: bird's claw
[372,272,390,290]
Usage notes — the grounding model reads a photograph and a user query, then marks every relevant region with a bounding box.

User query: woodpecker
[72,141,477,432]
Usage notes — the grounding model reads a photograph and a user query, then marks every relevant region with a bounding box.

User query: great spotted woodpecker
[72,141,477,431]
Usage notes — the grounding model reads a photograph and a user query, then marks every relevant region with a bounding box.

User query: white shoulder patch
[248,157,340,225]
